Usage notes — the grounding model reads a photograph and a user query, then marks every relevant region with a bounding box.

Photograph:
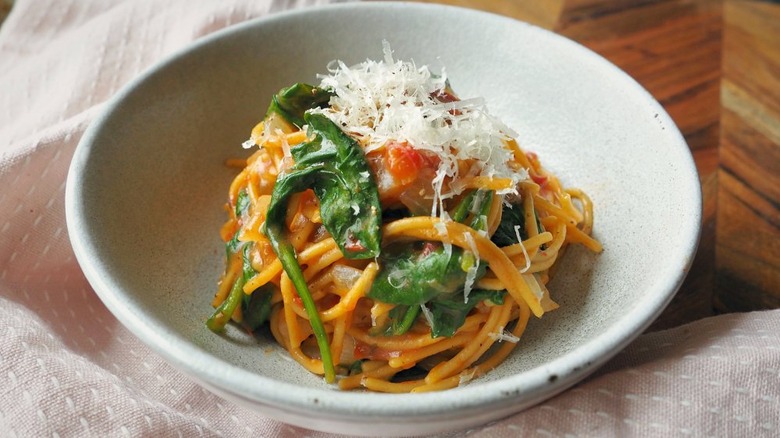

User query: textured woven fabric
[1,1,778,436]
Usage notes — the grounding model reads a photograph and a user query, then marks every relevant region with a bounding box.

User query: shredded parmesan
[462,232,480,303]
[433,214,453,262]
[310,42,527,216]
[419,303,434,328]
[458,368,477,386]
[523,273,545,303]
[513,225,531,274]
[488,326,520,343]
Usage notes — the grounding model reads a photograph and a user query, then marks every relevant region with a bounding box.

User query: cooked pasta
[207,45,602,392]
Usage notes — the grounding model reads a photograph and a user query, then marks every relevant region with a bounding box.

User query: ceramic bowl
[66,2,701,436]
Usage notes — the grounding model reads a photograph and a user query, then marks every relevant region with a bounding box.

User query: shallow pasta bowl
[65,2,701,436]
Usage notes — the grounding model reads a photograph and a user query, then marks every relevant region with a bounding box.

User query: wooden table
[412,0,780,329]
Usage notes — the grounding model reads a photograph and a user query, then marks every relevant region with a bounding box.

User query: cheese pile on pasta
[208,45,602,393]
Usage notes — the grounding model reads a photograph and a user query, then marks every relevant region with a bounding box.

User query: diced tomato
[421,241,438,257]
[353,341,373,360]
[531,172,548,185]
[385,141,425,185]
[431,88,459,103]
[344,233,367,253]
[353,341,401,361]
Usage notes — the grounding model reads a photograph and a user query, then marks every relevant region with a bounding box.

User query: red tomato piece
[385,141,425,185]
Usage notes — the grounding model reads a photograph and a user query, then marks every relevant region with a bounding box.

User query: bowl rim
[65,0,702,426]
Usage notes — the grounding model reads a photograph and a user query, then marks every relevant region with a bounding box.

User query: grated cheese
[419,303,435,328]
[462,232,480,303]
[513,225,531,274]
[310,42,527,216]
[433,213,453,262]
[458,368,477,386]
[488,326,520,343]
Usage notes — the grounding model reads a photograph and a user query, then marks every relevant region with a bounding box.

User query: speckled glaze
[65,2,701,436]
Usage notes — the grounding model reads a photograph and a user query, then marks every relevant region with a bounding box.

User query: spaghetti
[208,46,602,392]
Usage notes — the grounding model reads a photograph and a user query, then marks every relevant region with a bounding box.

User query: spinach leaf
[262,224,335,380]
[225,232,242,260]
[261,112,382,383]
[235,189,250,217]
[290,112,383,258]
[225,189,251,259]
[240,244,274,331]
[450,189,493,228]
[266,83,333,128]
[241,243,255,283]
[242,283,275,331]
[367,242,487,306]
[468,190,493,231]
[381,304,421,336]
[369,189,495,336]
[450,190,477,223]
[207,271,245,332]
[209,243,260,332]
[348,360,364,375]
[428,289,505,338]
[492,202,526,247]
[491,201,543,247]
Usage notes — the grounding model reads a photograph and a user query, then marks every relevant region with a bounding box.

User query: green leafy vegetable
[492,202,525,247]
[369,188,501,337]
[210,193,254,332]
[210,242,267,332]
[491,201,543,247]
[450,190,477,223]
[368,241,486,306]
[468,190,493,230]
[225,189,251,259]
[348,360,364,376]
[428,289,505,338]
[266,83,333,128]
[242,283,275,331]
[238,245,275,331]
[262,112,382,383]
[235,189,250,217]
[225,232,242,260]
[292,113,382,258]
[381,304,421,336]
[207,272,245,332]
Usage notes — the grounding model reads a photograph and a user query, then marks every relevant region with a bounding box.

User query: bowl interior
[67,2,700,433]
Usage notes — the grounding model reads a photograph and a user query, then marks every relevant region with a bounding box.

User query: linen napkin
[1,0,778,436]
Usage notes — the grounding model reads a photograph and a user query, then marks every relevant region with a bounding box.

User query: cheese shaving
[462,232,480,303]
[458,368,477,386]
[488,326,520,343]
[513,225,531,274]
[522,273,545,303]
[310,42,526,216]
[419,303,434,328]
[433,214,453,262]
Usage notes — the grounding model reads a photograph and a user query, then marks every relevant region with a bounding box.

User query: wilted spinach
[368,189,500,337]
[266,83,333,128]
[262,112,382,383]
[428,289,505,338]
[491,201,543,247]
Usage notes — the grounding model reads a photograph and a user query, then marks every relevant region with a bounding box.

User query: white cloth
[1,1,778,436]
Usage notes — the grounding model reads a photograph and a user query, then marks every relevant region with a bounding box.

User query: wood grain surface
[410,0,779,329]
[717,0,780,311]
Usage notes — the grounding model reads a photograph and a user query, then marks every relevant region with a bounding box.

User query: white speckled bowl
[65,2,701,436]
